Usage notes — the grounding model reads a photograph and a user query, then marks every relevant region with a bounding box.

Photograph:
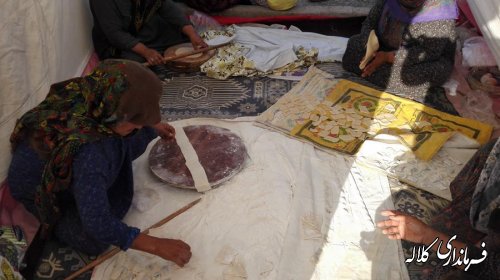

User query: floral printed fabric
[200,27,318,80]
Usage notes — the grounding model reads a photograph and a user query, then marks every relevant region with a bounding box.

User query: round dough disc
[149,125,248,190]
[174,47,203,59]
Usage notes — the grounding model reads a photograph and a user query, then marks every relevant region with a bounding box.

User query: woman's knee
[342,35,366,74]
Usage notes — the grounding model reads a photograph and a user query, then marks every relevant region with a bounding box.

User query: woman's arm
[157,0,192,28]
[90,0,140,50]
[71,142,191,266]
[158,0,208,49]
[360,0,386,37]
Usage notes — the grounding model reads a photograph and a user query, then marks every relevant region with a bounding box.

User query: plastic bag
[132,188,161,213]
[462,36,497,67]
[189,11,222,35]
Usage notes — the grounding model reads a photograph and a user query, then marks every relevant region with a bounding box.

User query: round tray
[163,43,215,72]
[148,125,247,190]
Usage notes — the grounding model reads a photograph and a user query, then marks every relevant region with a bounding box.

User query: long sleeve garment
[342,0,456,102]
[90,0,191,60]
[8,127,158,255]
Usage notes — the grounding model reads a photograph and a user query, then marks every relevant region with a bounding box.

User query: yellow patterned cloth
[291,80,493,160]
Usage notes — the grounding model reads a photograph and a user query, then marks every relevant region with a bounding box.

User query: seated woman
[342,0,458,98]
[378,138,499,279]
[90,0,208,66]
[8,60,191,266]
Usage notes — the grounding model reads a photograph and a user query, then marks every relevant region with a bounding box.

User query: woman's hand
[132,43,164,66]
[189,34,208,50]
[143,48,165,66]
[376,210,433,244]
[154,238,192,267]
[182,25,208,50]
[153,122,176,140]
[361,51,395,78]
[131,233,192,267]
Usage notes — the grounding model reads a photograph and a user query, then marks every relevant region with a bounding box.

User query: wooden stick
[142,42,230,67]
[64,198,202,280]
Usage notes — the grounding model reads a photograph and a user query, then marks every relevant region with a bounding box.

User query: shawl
[377,0,458,49]
[470,138,500,233]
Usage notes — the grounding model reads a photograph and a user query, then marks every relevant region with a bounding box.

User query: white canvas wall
[467,0,500,68]
[0,0,93,181]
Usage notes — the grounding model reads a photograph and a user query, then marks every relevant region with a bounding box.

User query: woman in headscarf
[90,0,208,66]
[342,0,458,101]
[7,60,191,266]
[378,138,500,279]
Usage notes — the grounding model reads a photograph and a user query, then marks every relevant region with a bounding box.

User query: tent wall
[0,0,93,181]
[467,0,500,68]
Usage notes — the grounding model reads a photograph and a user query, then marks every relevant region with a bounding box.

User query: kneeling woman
[342,0,458,98]
[8,60,191,267]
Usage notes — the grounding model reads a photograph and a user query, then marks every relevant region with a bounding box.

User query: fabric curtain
[0,0,93,181]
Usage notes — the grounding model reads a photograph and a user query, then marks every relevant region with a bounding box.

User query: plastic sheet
[149,125,248,190]
[462,36,497,67]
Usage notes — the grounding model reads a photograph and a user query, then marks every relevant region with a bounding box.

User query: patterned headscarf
[10,60,161,233]
[130,0,163,35]
[470,138,500,234]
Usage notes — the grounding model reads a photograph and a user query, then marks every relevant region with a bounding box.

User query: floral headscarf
[10,59,161,233]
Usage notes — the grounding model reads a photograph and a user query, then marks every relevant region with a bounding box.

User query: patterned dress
[342,0,457,103]
[8,128,157,255]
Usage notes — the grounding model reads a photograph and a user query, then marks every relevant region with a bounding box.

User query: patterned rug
[29,62,458,280]
[158,62,458,121]
[157,68,298,121]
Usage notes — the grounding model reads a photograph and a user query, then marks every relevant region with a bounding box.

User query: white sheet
[92,118,408,280]
[233,26,348,72]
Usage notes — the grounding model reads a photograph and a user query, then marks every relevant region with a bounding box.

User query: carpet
[158,62,458,121]
[156,66,299,121]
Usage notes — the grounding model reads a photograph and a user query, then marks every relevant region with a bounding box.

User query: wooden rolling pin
[143,42,230,67]
[64,198,202,280]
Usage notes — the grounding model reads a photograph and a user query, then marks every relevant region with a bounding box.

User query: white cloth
[92,117,408,280]
[354,134,478,201]
[233,25,348,72]
[467,0,500,68]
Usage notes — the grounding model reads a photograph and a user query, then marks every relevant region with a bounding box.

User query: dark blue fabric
[8,127,157,254]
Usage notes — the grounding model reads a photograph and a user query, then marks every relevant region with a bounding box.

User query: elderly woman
[7,60,191,267]
[378,138,500,279]
[90,0,207,66]
[342,0,458,99]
